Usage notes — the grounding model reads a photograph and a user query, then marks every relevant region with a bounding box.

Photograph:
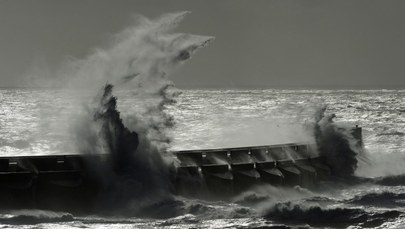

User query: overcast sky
[1,0,405,89]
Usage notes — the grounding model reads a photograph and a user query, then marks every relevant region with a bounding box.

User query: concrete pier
[0,125,363,209]
[173,142,327,198]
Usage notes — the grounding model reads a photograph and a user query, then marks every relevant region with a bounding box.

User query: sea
[0,88,405,228]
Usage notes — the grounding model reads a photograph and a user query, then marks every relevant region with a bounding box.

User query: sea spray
[57,11,214,91]
[65,11,213,156]
[68,12,213,215]
[73,84,176,214]
[311,105,359,177]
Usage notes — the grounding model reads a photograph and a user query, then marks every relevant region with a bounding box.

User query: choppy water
[0,88,405,228]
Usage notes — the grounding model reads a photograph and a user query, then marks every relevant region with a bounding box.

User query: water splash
[310,105,359,177]
[67,12,213,215]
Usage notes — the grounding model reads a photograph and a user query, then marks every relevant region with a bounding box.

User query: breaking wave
[64,12,213,217]
[75,84,177,215]
[263,201,402,228]
[349,192,405,208]
[233,185,314,208]
[310,105,360,177]
[374,174,405,186]
[0,210,73,225]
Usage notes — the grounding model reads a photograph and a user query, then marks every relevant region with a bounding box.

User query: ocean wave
[110,196,255,220]
[158,214,200,227]
[0,210,73,225]
[233,192,272,206]
[349,192,405,207]
[374,174,405,186]
[232,185,314,208]
[263,202,402,228]
[180,199,254,219]
[304,196,339,204]
[60,11,214,218]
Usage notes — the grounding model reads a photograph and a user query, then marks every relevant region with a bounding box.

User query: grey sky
[1,0,405,89]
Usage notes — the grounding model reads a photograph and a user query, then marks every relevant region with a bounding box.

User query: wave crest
[0,210,73,225]
[264,201,401,228]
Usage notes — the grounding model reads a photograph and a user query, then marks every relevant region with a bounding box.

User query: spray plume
[65,12,213,214]
[311,105,359,177]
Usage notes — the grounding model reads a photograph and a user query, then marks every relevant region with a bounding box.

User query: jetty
[0,126,363,210]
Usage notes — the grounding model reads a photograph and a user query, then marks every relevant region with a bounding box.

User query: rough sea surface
[0,88,404,228]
